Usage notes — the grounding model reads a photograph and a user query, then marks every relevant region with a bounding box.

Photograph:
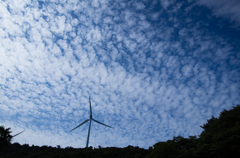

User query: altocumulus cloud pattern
[0,0,240,148]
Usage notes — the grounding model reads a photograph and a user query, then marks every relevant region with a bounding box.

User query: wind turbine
[13,130,25,137]
[70,97,113,147]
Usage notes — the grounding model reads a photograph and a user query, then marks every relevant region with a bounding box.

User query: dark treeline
[1,105,239,158]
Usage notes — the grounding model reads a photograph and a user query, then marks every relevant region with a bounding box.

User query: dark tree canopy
[0,126,13,150]
[198,105,240,158]
[147,105,240,158]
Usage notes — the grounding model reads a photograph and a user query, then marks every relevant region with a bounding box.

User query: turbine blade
[89,96,92,116]
[92,118,113,128]
[69,119,90,132]
[13,130,25,137]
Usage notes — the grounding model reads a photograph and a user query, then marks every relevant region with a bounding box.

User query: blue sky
[0,0,240,148]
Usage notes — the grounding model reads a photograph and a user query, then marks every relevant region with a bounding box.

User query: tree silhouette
[0,126,13,150]
[198,105,240,158]
[147,105,240,158]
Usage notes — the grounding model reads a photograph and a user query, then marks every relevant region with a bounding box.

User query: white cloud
[160,0,176,9]
[196,0,240,26]
[181,65,193,77]
[133,2,145,10]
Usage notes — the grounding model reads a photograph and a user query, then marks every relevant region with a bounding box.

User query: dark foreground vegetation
[1,105,240,158]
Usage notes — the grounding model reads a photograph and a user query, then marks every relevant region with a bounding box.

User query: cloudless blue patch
[72,52,80,63]
[227,56,240,73]
[37,0,44,9]
[133,63,144,73]
[66,38,72,45]
[115,53,131,71]
[69,11,78,19]
[7,33,16,41]
[25,4,31,8]
[45,82,53,88]
[207,17,240,47]
[14,66,22,73]
[25,33,31,42]
[41,15,48,21]
[21,11,25,16]
[42,40,48,47]
[143,0,162,12]
[6,4,11,13]
[52,36,65,57]
[65,75,72,81]
[209,21,240,54]
[183,2,240,48]
[58,47,66,58]
[52,35,63,43]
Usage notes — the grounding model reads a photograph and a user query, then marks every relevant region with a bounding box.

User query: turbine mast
[87,97,92,147]
[86,119,92,147]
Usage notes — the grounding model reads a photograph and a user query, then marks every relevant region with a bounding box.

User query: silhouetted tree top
[0,126,13,150]
[198,105,240,158]
[147,105,240,158]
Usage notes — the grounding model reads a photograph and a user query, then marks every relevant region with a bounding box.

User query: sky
[0,0,240,149]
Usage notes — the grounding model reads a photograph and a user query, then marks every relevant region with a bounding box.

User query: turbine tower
[70,97,113,147]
